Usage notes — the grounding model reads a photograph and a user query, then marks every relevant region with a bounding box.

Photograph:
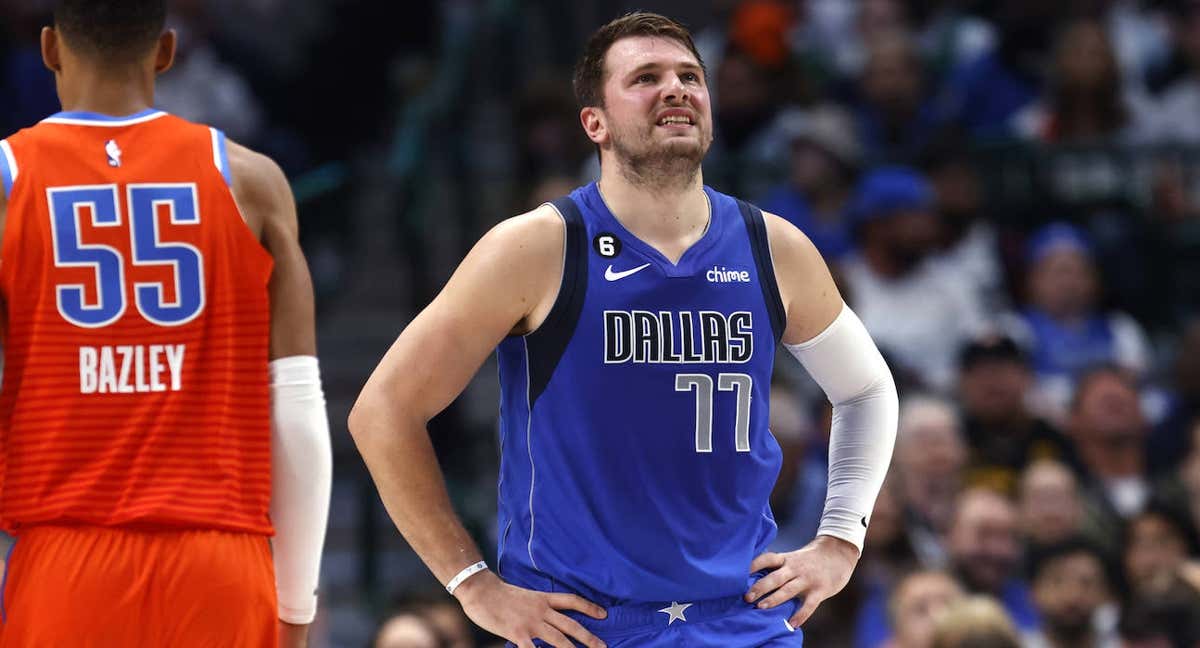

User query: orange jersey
[0,110,274,535]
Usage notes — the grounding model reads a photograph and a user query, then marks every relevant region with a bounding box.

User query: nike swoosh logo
[604,263,651,281]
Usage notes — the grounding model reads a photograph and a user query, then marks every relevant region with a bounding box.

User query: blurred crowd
[7,0,1200,646]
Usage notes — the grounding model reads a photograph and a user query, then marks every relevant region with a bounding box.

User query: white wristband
[446,561,488,595]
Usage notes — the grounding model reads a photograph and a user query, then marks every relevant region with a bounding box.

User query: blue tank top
[495,182,787,606]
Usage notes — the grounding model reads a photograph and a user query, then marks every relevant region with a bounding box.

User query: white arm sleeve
[269,356,333,625]
[784,304,898,551]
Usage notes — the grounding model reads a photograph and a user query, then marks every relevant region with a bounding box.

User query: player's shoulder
[749,205,821,266]
[226,140,288,199]
[477,203,565,260]
[225,139,292,226]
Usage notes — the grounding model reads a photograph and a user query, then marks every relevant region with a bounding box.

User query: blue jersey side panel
[497,183,784,605]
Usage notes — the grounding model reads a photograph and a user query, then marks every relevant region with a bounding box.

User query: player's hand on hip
[454,570,608,648]
[277,620,310,648]
[744,535,860,628]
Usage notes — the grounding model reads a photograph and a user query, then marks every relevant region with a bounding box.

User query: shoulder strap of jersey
[0,139,18,198]
[525,195,589,405]
[735,198,787,344]
[208,128,232,187]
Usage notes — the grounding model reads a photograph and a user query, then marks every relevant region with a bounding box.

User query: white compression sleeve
[785,304,898,551]
[269,356,333,624]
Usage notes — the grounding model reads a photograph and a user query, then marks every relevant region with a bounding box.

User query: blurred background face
[599,35,713,171]
[1125,514,1188,595]
[865,476,905,550]
[897,403,966,528]
[892,572,965,648]
[1033,552,1109,639]
[1071,373,1146,452]
[1028,248,1098,319]
[374,613,441,648]
[789,141,841,194]
[862,32,922,120]
[1019,461,1083,546]
[873,208,941,270]
[1054,21,1116,92]
[948,491,1021,593]
[929,160,983,224]
[959,359,1030,424]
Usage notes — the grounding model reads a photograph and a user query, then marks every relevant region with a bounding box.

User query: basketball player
[350,12,897,648]
[0,2,331,646]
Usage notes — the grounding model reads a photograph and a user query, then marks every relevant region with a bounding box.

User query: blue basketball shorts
[520,594,804,647]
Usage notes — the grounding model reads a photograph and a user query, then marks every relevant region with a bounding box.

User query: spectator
[1068,367,1153,544]
[1177,420,1200,534]
[853,30,943,165]
[854,474,927,648]
[1122,500,1200,600]
[842,168,991,391]
[1024,538,1120,648]
[945,488,1039,630]
[1018,460,1086,554]
[371,611,445,648]
[1006,223,1150,417]
[956,337,1076,495]
[1013,19,1157,144]
[760,105,862,261]
[930,596,1022,648]
[894,396,968,567]
[939,0,1062,139]
[1118,576,1200,648]
[882,570,965,648]
[1152,319,1200,471]
[156,0,265,144]
[921,140,1008,314]
[768,383,828,552]
[1152,0,1200,144]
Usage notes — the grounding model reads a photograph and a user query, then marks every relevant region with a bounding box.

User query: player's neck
[597,171,709,262]
[58,66,156,117]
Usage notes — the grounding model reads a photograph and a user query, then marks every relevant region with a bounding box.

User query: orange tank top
[0,110,274,535]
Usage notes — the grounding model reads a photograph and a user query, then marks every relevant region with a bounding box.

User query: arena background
[5,0,1200,646]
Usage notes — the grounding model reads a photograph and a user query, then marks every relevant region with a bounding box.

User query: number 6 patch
[593,233,622,258]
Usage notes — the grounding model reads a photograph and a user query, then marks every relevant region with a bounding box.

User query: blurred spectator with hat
[852,30,945,165]
[759,105,862,261]
[956,336,1077,495]
[842,167,991,391]
[1004,222,1150,418]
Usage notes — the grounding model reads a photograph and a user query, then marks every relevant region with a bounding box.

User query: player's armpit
[760,212,844,346]
[226,140,316,359]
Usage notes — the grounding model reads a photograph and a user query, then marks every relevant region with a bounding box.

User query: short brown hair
[572,12,706,109]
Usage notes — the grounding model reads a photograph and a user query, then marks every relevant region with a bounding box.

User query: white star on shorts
[657,601,693,625]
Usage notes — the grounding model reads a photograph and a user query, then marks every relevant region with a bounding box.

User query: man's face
[1019,463,1083,546]
[1033,552,1109,639]
[892,573,964,648]
[1029,248,1098,319]
[1125,515,1188,595]
[1072,374,1146,453]
[959,359,1030,424]
[948,492,1021,594]
[594,36,713,174]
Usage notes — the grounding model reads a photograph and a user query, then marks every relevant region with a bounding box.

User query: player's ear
[154,30,177,75]
[41,26,62,73]
[581,106,607,146]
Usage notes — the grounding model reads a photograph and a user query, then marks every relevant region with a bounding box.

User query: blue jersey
[495,182,787,606]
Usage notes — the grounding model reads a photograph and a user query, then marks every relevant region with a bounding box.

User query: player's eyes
[636,73,657,84]
[682,72,699,82]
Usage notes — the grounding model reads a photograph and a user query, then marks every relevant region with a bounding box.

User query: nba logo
[105,140,122,167]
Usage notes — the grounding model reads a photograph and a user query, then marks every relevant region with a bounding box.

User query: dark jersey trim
[736,199,787,344]
[526,196,589,405]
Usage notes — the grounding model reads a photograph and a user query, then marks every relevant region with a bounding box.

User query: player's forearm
[785,304,898,550]
[348,396,484,585]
